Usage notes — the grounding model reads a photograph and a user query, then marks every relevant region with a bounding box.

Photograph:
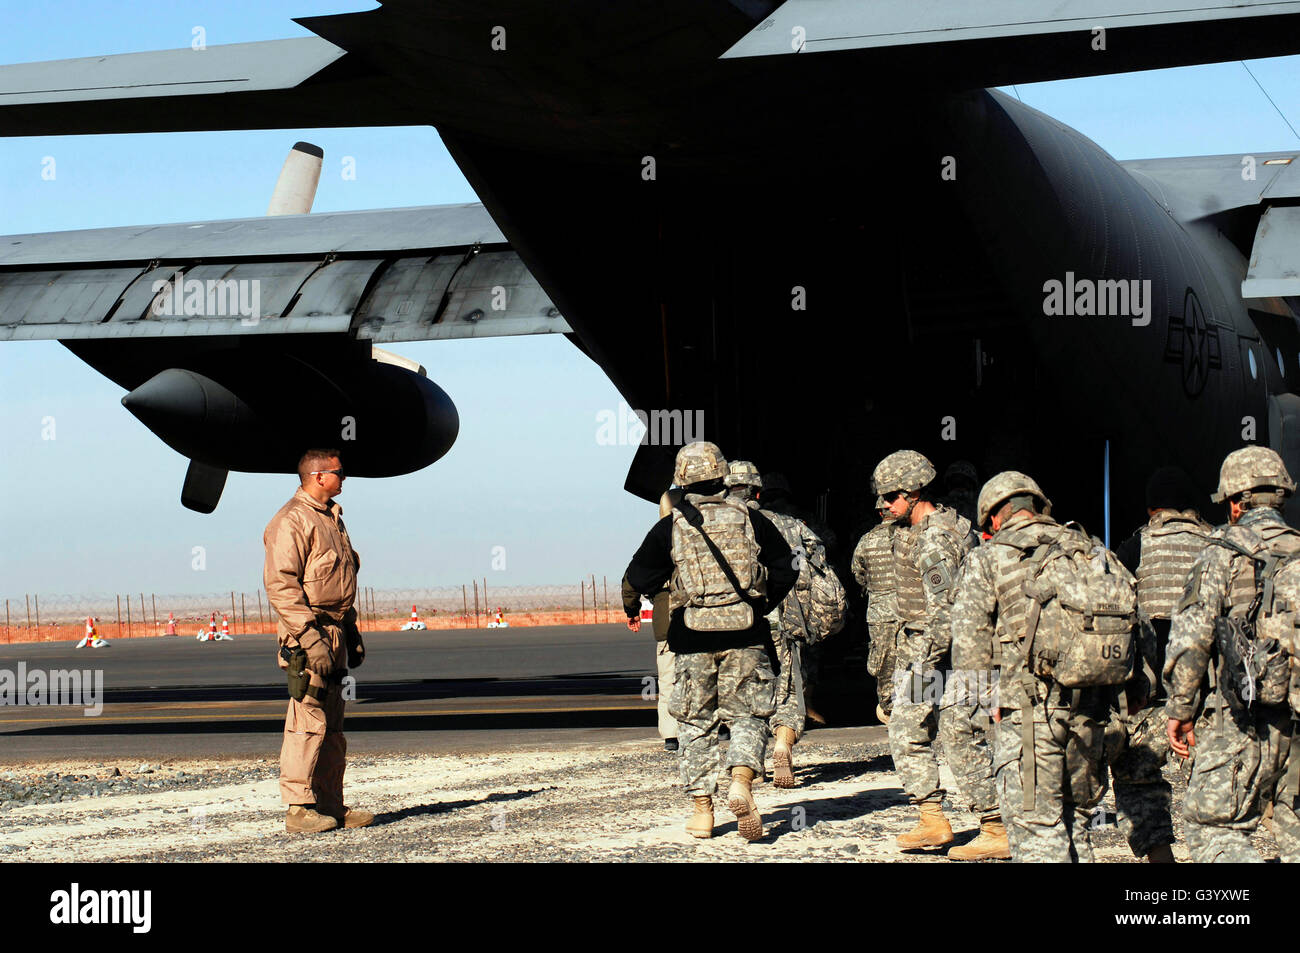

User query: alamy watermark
[596,401,704,446]
[151,269,261,325]
[1042,272,1152,327]
[49,883,150,933]
[0,663,103,716]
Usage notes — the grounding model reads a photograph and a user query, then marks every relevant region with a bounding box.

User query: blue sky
[1,1,1298,597]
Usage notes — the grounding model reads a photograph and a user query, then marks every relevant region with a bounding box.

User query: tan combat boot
[772,726,799,789]
[896,799,954,850]
[285,804,339,833]
[1146,844,1175,863]
[947,812,1011,861]
[686,796,714,839]
[727,767,764,841]
[334,807,376,829]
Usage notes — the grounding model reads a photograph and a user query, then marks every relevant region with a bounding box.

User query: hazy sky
[1,1,1298,598]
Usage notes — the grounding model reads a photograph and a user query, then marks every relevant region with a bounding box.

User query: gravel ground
[0,736,1283,862]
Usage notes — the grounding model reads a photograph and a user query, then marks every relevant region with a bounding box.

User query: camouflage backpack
[790,540,848,644]
[765,510,846,644]
[1208,526,1300,711]
[670,495,767,632]
[1019,523,1139,688]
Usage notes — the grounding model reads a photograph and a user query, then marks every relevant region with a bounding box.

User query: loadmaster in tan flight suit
[264,448,373,834]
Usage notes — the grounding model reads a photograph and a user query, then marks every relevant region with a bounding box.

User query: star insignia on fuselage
[1163,287,1220,397]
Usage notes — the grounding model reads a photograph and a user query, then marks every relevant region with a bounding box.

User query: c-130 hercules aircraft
[2,0,1300,543]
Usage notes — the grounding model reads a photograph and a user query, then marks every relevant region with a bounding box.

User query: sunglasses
[311,468,345,479]
[882,491,905,504]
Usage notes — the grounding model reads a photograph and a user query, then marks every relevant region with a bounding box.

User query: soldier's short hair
[298,448,343,485]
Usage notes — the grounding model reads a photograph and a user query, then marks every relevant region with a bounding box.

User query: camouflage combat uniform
[951,511,1113,862]
[889,505,993,811]
[1164,505,1300,863]
[671,643,777,794]
[852,521,901,715]
[1109,509,1210,857]
[668,491,772,794]
[759,506,827,738]
[725,468,823,742]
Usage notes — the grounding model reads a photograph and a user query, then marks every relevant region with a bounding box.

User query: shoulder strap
[1204,526,1291,625]
[1205,535,1263,563]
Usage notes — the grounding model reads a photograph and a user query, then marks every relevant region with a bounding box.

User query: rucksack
[1020,523,1139,688]
[670,497,766,632]
[1208,527,1300,711]
[789,541,847,644]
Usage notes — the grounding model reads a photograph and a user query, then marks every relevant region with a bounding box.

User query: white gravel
[0,736,1277,862]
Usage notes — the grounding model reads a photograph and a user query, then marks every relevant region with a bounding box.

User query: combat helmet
[873,450,937,505]
[1210,446,1296,503]
[725,460,762,489]
[673,441,727,487]
[977,471,1053,529]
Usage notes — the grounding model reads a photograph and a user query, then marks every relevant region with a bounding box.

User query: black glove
[344,616,366,669]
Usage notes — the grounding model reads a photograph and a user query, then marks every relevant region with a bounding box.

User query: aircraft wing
[4,1,1300,146]
[0,35,412,135]
[723,0,1300,86]
[1119,152,1300,297]
[0,204,569,343]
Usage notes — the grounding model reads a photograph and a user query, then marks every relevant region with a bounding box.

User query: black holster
[280,644,336,702]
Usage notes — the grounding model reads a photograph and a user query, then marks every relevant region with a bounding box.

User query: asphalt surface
[0,624,666,761]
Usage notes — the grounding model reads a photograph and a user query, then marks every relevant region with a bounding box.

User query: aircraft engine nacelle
[121,351,459,480]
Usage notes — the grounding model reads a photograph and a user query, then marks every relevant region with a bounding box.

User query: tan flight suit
[263,487,360,813]
[622,575,677,739]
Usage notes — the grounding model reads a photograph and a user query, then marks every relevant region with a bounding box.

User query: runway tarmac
[0,624,662,761]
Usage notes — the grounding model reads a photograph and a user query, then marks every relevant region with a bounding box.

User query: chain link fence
[1,578,623,644]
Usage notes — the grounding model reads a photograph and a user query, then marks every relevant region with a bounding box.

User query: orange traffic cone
[76,615,108,648]
[198,613,217,641]
[219,614,233,641]
[410,605,420,625]
[164,612,177,636]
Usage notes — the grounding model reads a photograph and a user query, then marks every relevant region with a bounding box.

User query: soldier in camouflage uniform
[1110,466,1211,862]
[873,450,1004,858]
[1165,447,1300,862]
[951,471,1117,862]
[726,460,823,788]
[762,472,829,723]
[624,442,796,841]
[852,512,902,724]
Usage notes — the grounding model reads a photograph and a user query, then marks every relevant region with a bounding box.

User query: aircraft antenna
[1239,62,1300,146]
